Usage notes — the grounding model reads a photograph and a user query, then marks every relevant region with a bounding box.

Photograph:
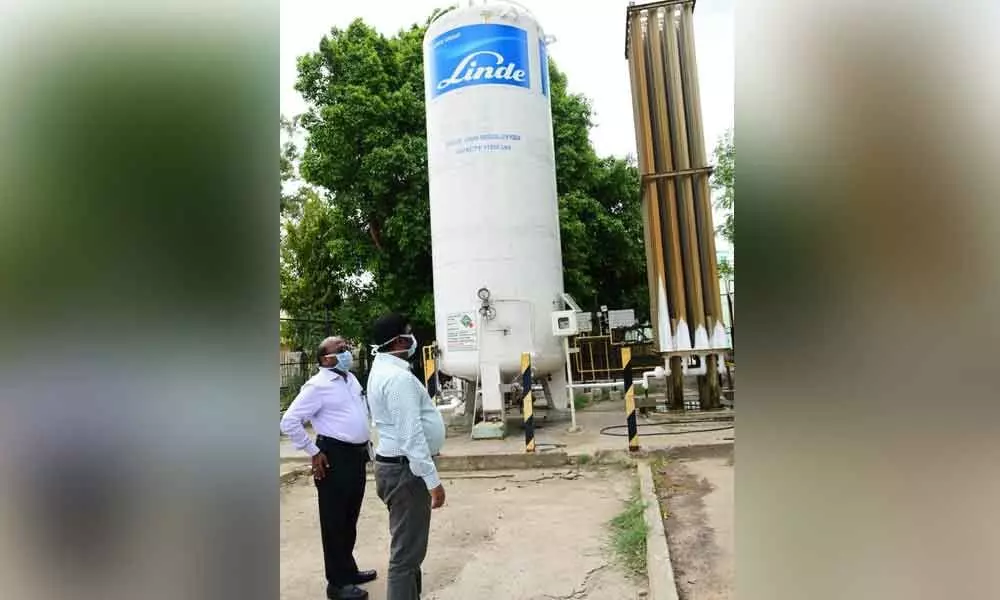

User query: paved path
[280,467,648,600]
[655,446,734,600]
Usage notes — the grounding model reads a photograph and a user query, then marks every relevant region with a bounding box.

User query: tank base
[471,421,506,440]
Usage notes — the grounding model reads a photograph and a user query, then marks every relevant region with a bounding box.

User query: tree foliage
[280,16,649,343]
[711,128,734,246]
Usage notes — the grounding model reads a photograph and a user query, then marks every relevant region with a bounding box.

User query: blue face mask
[334,350,353,372]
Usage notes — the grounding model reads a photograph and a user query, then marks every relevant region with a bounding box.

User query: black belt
[375,454,408,464]
[316,434,368,449]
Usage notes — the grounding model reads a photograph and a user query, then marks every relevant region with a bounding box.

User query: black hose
[599,422,734,437]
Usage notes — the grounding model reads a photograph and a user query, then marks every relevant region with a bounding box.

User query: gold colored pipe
[661,7,706,345]
[644,10,687,346]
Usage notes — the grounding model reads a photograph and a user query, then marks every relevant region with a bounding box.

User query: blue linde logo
[430,24,531,98]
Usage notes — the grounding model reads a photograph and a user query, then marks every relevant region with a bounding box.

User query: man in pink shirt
[280,336,377,600]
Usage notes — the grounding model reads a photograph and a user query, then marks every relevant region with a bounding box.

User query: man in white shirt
[366,314,446,600]
[280,336,377,600]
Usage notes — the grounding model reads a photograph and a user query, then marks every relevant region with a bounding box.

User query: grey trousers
[375,461,431,600]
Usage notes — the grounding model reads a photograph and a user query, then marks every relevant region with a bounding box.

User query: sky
[279,0,734,250]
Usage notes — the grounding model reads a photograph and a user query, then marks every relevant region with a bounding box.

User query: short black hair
[371,313,409,348]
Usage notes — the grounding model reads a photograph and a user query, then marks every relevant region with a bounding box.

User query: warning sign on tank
[446,312,478,351]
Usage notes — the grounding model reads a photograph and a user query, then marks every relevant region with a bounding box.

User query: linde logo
[436,50,526,92]
[430,23,531,98]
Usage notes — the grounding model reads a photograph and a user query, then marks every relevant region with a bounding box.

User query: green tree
[282,15,649,340]
[711,128,734,246]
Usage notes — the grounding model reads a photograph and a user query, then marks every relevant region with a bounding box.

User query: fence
[279,316,373,410]
[570,334,659,383]
[569,302,734,384]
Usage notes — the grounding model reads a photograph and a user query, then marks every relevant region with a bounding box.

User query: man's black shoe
[352,570,378,585]
[327,584,368,600]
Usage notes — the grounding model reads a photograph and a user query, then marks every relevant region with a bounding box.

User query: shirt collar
[375,352,412,370]
[320,367,349,381]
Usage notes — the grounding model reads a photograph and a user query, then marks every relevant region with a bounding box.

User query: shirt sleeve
[279,382,321,457]
[388,373,441,489]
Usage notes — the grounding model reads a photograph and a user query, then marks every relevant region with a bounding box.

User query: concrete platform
[280,409,733,479]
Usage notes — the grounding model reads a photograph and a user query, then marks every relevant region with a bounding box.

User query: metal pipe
[637,10,686,351]
[569,381,625,389]
[662,7,708,349]
[679,4,725,346]
[641,166,714,181]
[641,361,672,390]
[563,337,578,431]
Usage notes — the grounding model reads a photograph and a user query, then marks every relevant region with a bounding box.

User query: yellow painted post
[622,347,639,451]
[521,352,535,453]
[422,345,438,400]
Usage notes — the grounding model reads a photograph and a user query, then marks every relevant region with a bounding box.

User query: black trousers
[315,435,369,587]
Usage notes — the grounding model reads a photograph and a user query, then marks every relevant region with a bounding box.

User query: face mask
[372,333,418,358]
[334,351,353,372]
[402,334,417,358]
[400,334,417,359]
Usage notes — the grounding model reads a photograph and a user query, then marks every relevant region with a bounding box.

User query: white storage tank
[423,1,567,405]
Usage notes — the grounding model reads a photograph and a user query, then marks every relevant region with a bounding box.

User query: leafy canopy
[711,128,734,247]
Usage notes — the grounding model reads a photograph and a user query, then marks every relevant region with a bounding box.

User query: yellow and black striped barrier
[422,345,439,400]
[521,352,535,453]
[621,346,639,452]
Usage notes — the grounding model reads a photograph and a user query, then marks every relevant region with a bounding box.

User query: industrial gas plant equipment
[423,1,578,438]
[625,0,730,409]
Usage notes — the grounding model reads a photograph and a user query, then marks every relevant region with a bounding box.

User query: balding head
[316,336,347,369]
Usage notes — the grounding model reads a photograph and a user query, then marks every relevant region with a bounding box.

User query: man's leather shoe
[351,569,378,585]
[327,584,368,600]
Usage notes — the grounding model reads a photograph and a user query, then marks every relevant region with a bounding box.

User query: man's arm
[279,383,321,457]
[388,374,441,489]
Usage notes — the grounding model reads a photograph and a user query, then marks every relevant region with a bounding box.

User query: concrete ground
[280,409,734,466]
[652,445,734,600]
[280,467,648,600]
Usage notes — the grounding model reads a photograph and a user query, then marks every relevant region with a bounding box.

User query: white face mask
[399,334,418,358]
[372,333,418,358]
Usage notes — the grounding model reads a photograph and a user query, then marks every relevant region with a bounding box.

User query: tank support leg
[471,363,506,440]
[547,367,569,411]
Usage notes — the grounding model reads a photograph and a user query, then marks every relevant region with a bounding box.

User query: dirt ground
[281,467,648,600]
[653,446,734,600]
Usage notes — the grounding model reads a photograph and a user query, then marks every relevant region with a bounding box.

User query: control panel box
[551,310,579,337]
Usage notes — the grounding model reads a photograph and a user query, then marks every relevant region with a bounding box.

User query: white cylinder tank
[423,2,564,381]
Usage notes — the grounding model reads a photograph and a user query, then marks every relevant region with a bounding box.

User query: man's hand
[311,452,330,480]
[430,484,446,509]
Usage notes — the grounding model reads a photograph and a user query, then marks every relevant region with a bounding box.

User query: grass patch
[608,487,647,576]
[574,393,591,411]
[576,453,593,466]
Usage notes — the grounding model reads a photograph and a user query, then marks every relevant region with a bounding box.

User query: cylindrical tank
[423,2,564,380]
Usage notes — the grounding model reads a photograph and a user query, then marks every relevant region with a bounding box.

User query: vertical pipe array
[625,1,726,354]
